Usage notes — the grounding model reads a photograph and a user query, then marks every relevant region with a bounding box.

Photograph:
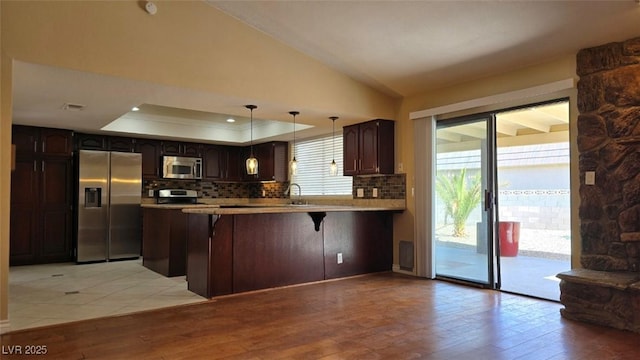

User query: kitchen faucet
[284,183,303,204]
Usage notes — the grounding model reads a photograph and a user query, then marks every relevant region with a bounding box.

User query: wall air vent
[62,103,85,111]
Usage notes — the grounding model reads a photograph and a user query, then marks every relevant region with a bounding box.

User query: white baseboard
[392,264,417,276]
[0,319,11,335]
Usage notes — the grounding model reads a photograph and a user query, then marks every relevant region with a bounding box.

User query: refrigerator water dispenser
[84,187,102,208]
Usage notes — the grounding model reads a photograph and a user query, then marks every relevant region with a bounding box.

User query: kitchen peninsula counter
[140,203,220,210]
[181,202,404,215]
[183,200,404,298]
[140,203,220,277]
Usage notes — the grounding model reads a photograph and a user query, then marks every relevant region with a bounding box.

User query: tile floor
[2,259,206,333]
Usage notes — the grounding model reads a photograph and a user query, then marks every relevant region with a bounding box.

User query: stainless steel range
[155,189,199,204]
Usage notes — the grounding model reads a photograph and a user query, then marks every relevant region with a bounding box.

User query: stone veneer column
[577,36,640,272]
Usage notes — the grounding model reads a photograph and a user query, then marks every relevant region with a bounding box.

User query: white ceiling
[11,1,640,145]
[209,0,640,97]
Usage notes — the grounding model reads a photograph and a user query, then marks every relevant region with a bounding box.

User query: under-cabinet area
[183,208,396,298]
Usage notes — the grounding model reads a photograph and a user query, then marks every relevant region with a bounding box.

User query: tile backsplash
[144,174,406,200]
[353,174,406,199]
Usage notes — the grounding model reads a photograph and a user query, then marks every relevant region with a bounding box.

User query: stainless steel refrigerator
[77,150,142,263]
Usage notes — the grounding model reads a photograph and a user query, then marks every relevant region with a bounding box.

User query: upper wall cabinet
[244,142,288,182]
[76,133,107,151]
[203,145,224,180]
[135,139,161,179]
[161,141,202,157]
[13,125,72,158]
[108,137,135,152]
[202,145,244,182]
[72,131,287,182]
[76,133,135,152]
[343,119,394,176]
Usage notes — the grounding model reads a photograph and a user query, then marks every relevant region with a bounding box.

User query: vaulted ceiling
[11,1,640,144]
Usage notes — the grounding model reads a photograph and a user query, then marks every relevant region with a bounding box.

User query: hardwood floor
[2,272,639,359]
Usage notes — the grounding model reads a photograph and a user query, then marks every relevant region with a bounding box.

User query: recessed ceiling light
[226,118,236,123]
[131,106,140,112]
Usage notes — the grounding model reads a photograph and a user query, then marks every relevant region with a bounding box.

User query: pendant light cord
[289,111,300,160]
[330,116,338,162]
[332,118,335,161]
[246,105,257,154]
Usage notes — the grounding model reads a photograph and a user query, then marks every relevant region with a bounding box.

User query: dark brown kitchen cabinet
[202,145,224,180]
[76,133,107,150]
[108,137,135,152]
[10,126,73,266]
[161,141,201,157]
[225,146,243,181]
[135,138,161,179]
[142,208,188,277]
[244,141,288,182]
[13,125,73,157]
[76,133,135,152]
[186,210,394,298]
[204,145,244,181]
[343,119,394,176]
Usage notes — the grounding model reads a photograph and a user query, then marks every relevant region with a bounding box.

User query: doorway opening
[434,99,571,301]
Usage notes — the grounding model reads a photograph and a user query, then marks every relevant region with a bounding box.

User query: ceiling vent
[62,103,85,111]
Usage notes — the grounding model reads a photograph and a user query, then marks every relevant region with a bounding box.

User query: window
[291,134,352,195]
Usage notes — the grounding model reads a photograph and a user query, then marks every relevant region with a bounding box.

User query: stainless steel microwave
[162,156,202,180]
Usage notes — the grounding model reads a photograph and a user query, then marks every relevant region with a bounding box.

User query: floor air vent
[399,240,414,271]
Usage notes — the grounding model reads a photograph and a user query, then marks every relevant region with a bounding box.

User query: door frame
[433,113,498,288]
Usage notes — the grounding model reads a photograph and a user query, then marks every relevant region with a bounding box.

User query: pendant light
[329,116,339,176]
[245,105,258,175]
[289,111,299,176]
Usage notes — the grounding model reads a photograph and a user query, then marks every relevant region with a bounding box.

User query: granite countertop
[181,203,404,215]
[142,198,406,213]
[140,203,221,210]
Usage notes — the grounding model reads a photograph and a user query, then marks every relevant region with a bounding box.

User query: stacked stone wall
[577,36,640,272]
[560,36,640,333]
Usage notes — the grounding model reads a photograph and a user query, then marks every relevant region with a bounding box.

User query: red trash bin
[499,221,520,257]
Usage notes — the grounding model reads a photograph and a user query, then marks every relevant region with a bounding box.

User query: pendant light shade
[245,105,258,175]
[329,116,339,176]
[289,111,299,176]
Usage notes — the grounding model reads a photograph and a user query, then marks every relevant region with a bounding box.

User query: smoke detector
[145,1,158,15]
[62,103,85,111]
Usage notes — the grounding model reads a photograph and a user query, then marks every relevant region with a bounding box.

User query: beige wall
[394,55,580,272]
[2,1,395,118]
[0,1,9,324]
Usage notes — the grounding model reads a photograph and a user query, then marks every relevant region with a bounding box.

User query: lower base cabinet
[233,213,325,293]
[186,211,393,298]
[142,208,187,277]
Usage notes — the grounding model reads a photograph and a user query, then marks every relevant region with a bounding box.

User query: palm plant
[436,168,482,237]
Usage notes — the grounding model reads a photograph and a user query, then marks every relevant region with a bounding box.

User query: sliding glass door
[434,115,495,286]
[433,99,571,299]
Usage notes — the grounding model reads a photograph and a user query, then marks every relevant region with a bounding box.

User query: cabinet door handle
[41,161,45,172]
[41,141,45,153]
[33,141,37,153]
[359,159,362,169]
[33,160,37,172]
[353,159,356,170]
